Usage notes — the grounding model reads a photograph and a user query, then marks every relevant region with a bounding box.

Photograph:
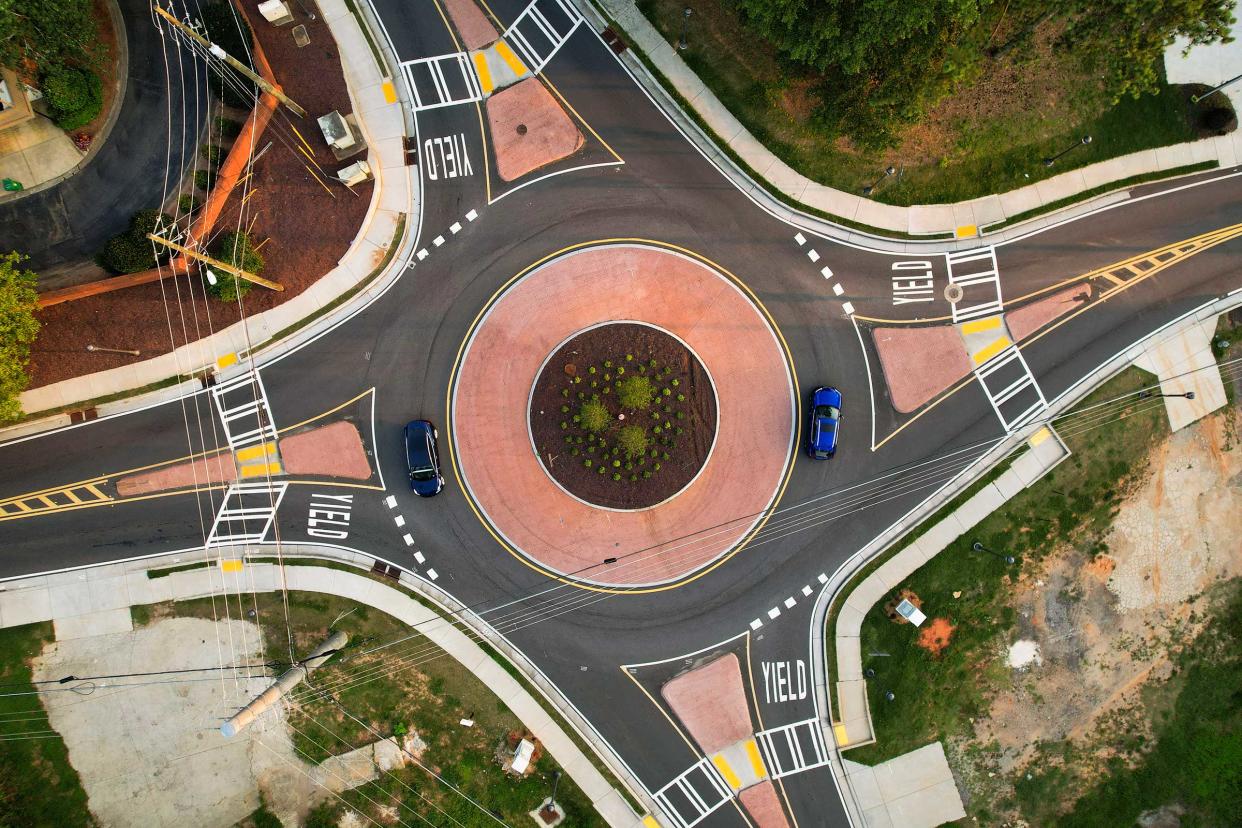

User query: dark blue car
[404,420,444,497]
[807,387,842,459]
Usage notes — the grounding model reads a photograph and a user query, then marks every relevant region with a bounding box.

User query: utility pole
[147,233,284,292]
[153,4,307,117]
[221,630,347,737]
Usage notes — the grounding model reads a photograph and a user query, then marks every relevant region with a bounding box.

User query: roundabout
[448,242,798,589]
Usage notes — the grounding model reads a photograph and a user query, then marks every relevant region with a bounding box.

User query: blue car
[807,387,842,459]
[404,420,444,497]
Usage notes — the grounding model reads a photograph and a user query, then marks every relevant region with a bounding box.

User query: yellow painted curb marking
[711,753,742,791]
[471,52,494,95]
[216,352,239,370]
[239,462,282,479]
[220,559,244,573]
[1029,427,1051,447]
[833,723,849,746]
[642,817,661,828]
[744,738,768,779]
[494,40,528,76]
[960,315,1002,335]
[955,224,978,239]
[973,336,1012,366]
[235,441,277,462]
[381,80,397,103]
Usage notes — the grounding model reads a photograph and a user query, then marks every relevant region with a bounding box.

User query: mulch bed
[529,323,717,510]
[26,3,373,391]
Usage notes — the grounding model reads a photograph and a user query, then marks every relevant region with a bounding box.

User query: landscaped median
[0,552,654,826]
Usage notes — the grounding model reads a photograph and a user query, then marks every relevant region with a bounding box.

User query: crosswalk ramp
[652,757,734,828]
[503,0,582,74]
[945,245,1003,323]
[205,482,288,549]
[755,718,831,780]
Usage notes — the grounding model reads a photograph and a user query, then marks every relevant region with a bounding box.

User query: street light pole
[677,8,692,50]
[1137,390,1195,400]
[540,771,562,818]
[1191,72,1242,104]
[1043,135,1091,167]
[862,165,897,196]
[972,540,1015,566]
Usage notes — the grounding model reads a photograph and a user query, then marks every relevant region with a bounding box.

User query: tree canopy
[0,252,40,423]
[0,0,98,72]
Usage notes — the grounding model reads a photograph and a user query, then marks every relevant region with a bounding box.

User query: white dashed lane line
[385,495,439,581]
[405,206,480,271]
[794,233,852,316]
[751,572,830,630]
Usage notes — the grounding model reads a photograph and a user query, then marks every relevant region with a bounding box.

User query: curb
[0,545,662,827]
[584,0,1239,246]
[809,287,1242,824]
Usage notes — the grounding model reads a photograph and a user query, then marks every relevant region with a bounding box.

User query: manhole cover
[944,284,964,303]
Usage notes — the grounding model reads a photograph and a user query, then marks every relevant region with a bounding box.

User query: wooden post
[147,234,284,291]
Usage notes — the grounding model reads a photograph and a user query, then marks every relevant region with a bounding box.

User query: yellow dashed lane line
[973,336,1012,366]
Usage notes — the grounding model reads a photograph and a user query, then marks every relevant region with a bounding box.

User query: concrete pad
[871,557,911,592]
[53,606,133,639]
[763,157,811,201]
[995,184,1044,222]
[844,575,889,617]
[738,780,790,828]
[47,578,92,619]
[952,486,1006,531]
[914,513,968,558]
[1133,322,1228,431]
[803,183,862,221]
[842,761,883,810]
[873,326,973,413]
[862,803,896,828]
[661,653,753,755]
[836,679,869,724]
[836,635,863,681]
[992,472,1025,501]
[906,204,956,236]
[835,601,866,638]
[486,79,583,181]
[0,586,52,627]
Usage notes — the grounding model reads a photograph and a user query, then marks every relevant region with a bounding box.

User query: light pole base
[530,799,565,826]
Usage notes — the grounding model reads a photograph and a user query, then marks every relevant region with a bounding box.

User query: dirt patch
[957,407,1242,819]
[485,78,583,182]
[529,322,717,509]
[27,4,373,390]
[917,617,955,656]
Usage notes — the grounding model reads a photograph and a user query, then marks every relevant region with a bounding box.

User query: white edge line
[850,315,878,452]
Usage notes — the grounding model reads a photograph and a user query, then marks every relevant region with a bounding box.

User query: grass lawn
[157,591,606,826]
[638,0,1209,207]
[847,367,1169,766]
[0,623,95,827]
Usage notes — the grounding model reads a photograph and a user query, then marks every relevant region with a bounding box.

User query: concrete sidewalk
[593,0,1239,237]
[0,555,655,828]
[14,0,417,419]
[840,743,966,828]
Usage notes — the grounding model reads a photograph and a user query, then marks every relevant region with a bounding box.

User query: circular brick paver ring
[448,242,797,591]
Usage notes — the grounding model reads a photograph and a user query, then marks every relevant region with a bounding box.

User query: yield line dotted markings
[793,233,852,316]
[402,533,414,546]
[384,496,439,582]
[384,495,397,508]
[394,514,406,527]
[751,573,829,630]
[406,206,481,270]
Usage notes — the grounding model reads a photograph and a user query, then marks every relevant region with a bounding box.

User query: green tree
[0,0,98,72]
[0,252,40,423]
[209,231,264,303]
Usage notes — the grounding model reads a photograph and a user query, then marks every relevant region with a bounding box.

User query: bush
[617,425,650,460]
[41,67,102,130]
[194,169,213,191]
[200,144,223,165]
[99,210,173,274]
[208,231,263,302]
[178,194,197,213]
[0,252,40,423]
[214,116,243,140]
[618,374,655,410]
[579,397,610,432]
[200,2,258,107]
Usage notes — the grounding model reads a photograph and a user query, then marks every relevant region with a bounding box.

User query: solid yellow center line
[973,336,1012,365]
[960,315,1002,335]
[494,40,528,76]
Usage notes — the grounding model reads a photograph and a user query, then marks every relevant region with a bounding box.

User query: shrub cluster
[208,231,264,302]
[41,67,103,131]
[99,209,172,274]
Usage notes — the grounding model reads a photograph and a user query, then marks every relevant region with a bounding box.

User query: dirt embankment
[954,408,1242,820]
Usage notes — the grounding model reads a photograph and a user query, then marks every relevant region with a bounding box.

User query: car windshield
[410,467,436,481]
[814,405,839,419]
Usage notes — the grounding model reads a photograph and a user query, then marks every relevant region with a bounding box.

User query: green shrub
[214,116,243,140]
[207,231,263,302]
[178,194,196,213]
[41,67,102,130]
[99,210,173,274]
[613,473,621,481]
[618,375,655,410]
[579,397,610,432]
[200,144,223,165]
[617,425,650,460]
[194,169,213,191]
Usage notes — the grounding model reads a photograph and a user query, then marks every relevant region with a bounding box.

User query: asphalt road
[2,4,1240,826]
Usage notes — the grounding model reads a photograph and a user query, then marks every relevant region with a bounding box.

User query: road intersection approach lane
[3,1,1241,825]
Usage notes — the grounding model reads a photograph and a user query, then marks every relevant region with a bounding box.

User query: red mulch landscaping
[529,323,717,510]
[26,3,373,391]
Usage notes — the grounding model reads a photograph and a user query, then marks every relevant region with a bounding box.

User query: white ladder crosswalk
[401,53,483,112]
[652,757,733,828]
[211,372,279,452]
[205,482,288,549]
[975,346,1048,432]
[756,718,831,780]
[503,0,582,74]
[946,246,1003,323]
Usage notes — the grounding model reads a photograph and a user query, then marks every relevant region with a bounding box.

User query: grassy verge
[0,623,94,827]
[154,591,607,826]
[636,0,1214,208]
[985,161,1218,231]
[846,366,1167,766]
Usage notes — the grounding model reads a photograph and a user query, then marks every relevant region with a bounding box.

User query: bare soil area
[955,408,1242,820]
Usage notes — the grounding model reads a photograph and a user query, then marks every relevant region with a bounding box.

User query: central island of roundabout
[448,243,796,590]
